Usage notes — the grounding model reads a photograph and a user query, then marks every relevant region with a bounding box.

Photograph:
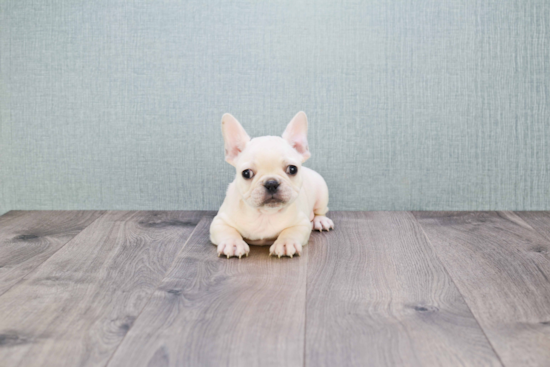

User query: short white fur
[210,111,334,258]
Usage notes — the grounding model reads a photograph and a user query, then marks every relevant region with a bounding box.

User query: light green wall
[1,0,549,214]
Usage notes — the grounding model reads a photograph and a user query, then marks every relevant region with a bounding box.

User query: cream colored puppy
[210,111,334,259]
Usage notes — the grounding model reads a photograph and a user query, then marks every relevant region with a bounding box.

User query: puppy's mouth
[262,196,285,207]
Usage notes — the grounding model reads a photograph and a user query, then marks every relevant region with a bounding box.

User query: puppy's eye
[242,169,254,179]
[286,165,298,175]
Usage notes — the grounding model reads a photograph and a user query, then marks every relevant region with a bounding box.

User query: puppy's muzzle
[264,180,280,194]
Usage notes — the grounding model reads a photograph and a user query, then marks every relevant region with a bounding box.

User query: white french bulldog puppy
[210,111,334,259]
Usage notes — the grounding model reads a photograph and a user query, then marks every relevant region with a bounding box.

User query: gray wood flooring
[0,211,549,367]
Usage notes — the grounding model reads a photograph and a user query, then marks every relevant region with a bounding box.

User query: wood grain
[413,211,550,367]
[306,211,502,367]
[0,210,104,296]
[0,210,31,226]
[2,210,550,366]
[107,216,308,367]
[515,211,550,245]
[0,211,203,367]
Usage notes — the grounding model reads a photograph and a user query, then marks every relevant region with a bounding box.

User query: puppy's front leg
[312,215,334,232]
[270,222,311,258]
[210,217,250,259]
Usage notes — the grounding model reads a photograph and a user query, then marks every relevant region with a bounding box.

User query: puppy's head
[221,112,311,211]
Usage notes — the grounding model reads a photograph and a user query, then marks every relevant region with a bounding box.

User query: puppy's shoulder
[301,166,327,186]
[218,180,239,213]
[225,179,238,195]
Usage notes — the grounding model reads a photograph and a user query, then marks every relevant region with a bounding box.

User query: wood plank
[107,216,308,367]
[0,211,203,367]
[515,211,550,244]
[0,210,31,226]
[413,211,550,367]
[0,210,104,296]
[306,211,502,367]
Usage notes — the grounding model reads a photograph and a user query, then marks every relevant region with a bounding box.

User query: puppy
[210,112,334,258]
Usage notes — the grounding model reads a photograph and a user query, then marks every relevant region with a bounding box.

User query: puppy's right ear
[221,113,250,166]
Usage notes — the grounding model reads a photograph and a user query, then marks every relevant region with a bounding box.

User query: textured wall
[1,0,549,214]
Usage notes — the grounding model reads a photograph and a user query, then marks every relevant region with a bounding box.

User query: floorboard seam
[102,215,207,367]
[511,211,550,244]
[410,212,507,367]
[0,210,107,299]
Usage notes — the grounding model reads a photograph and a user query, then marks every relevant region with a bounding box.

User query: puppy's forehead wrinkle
[239,153,300,174]
[239,136,300,161]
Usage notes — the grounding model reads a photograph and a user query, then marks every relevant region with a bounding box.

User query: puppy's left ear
[222,113,250,166]
[282,111,311,162]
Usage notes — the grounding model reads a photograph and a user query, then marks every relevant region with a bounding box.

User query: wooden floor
[0,211,549,367]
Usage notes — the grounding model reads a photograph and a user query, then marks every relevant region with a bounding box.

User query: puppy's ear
[282,111,311,162]
[221,113,250,166]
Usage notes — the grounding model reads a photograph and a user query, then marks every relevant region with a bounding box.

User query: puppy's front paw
[269,240,302,258]
[217,238,250,259]
[312,215,334,231]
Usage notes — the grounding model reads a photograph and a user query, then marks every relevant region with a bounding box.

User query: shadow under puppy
[210,112,334,258]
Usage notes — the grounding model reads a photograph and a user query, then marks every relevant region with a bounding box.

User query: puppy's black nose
[264,180,279,194]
